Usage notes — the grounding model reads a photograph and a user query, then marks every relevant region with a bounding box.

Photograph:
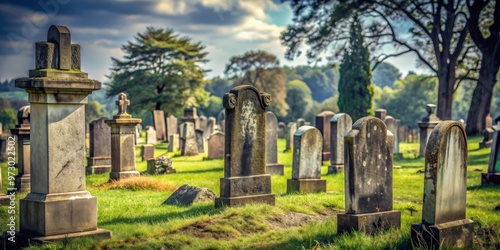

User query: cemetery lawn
[1,136,499,249]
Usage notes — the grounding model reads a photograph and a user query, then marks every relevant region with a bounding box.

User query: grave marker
[181,122,198,156]
[11,105,31,191]
[153,110,167,141]
[265,111,284,175]
[207,131,224,159]
[482,123,500,185]
[418,104,440,157]
[328,113,352,174]
[86,117,111,174]
[315,111,335,161]
[141,144,154,161]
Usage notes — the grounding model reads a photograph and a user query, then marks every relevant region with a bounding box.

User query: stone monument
[265,111,284,175]
[328,113,352,174]
[482,122,500,185]
[207,131,224,159]
[315,111,335,161]
[418,104,440,157]
[86,117,111,174]
[153,110,167,142]
[11,105,31,191]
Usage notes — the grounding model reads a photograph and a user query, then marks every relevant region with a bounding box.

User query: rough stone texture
[141,144,154,162]
[284,122,297,152]
[338,117,400,234]
[163,184,216,206]
[482,123,500,185]
[86,117,111,174]
[266,111,284,175]
[207,131,224,159]
[215,85,275,207]
[147,155,175,174]
[206,117,216,139]
[328,113,352,174]
[479,128,494,148]
[411,219,474,249]
[181,107,200,129]
[168,134,179,152]
[338,210,401,235]
[195,129,205,153]
[278,122,286,139]
[153,110,167,142]
[166,115,178,141]
[181,122,198,156]
[15,25,110,240]
[384,115,401,155]
[134,124,143,145]
[411,120,473,249]
[199,115,208,137]
[418,104,440,157]
[296,118,306,127]
[315,111,335,161]
[374,109,387,121]
[11,105,31,191]
[145,126,157,145]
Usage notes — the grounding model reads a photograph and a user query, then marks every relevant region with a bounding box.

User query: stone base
[215,193,275,208]
[5,228,111,248]
[479,141,492,148]
[337,210,401,235]
[411,219,474,249]
[109,171,140,181]
[287,179,326,194]
[327,164,344,174]
[482,173,500,185]
[15,174,30,192]
[86,165,111,174]
[266,163,284,175]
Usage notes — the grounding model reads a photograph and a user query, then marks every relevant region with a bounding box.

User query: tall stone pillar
[15,25,111,242]
[418,104,440,157]
[11,106,31,192]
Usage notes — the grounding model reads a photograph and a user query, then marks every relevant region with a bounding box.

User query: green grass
[1,136,499,249]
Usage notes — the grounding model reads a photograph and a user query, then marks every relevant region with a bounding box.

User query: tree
[0,107,16,131]
[372,62,402,88]
[337,15,374,121]
[285,80,312,122]
[107,27,209,115]
[225,50,288,117]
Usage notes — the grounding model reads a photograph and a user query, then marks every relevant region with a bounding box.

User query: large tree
[372,62,402,88]
[107,27,209,114]
[337,15,374,121]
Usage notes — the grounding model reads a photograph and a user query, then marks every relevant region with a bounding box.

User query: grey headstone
[168,134,179,152]
[195,129,205,153]
[87,117,111,174]
[296,118,306,128]
[47,25,71,70]
[141,144,154,161]
[265,111,284,175]
[384,115,401,154]
[181,122,198,156]
[163,184,216,206]
[166,115,178,140]
[199,115,208,137]
[147,155,175,174]
[277,122,286,139]
[206,117,216,139]
[328,113,352,174]
[207,131,224,159]
[181,107,200,129]
[153,110,167,141]
[284,122,297,152]
[146,126,157,145]
[11,105,31,191]
[482,123,500,184]
[315,111,335,161]
[480,113,494,148]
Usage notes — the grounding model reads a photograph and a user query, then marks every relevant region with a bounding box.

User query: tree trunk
[155,101,161,110]
[436,67,455,120]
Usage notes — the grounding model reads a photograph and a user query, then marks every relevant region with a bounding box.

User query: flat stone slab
[10,228,111,247]
[337,210,401,235]
[163,184,217,206]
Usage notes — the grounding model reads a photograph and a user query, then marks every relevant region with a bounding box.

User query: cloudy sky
[0,0,424,83]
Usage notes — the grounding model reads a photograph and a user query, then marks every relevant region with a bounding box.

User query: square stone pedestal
[482,173,500,185]
[287,179,326,193]
[411,219,474,249]
[215,175,275,207]
[266,163,284,175]
[86,156,111,174]
[337,210,401,235]
[327,164,344,174]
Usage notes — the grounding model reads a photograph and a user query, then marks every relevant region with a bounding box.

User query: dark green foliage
[0,108,16,131]
[337,15,373,121]
[285,80,312,122]
[85,100,109,124]
[204,77,232,99]
[283,65,339,103]
[372,62,402,88]
[198,95,222,118]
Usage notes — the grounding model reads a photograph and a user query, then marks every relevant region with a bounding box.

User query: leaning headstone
[278,122,286,139]
[86,117,111,174]
[479,113,494,148]
[168,134,180,152]
[384,115,402,158]
[265,111,284,175]
[106,93,142,180]
[482,123,500,185]
[215,85,275,207]
[337,117,401,234]
[207,131,224,159]
[146,126,157,145]
[181,122,198,156]
[11,105,31,191]
[315,111,335,161]
[163,184,216,206]
[375,109,387,121]
[411,121,474,249]
[141,144,154,162]
[15,25,111,241]
[195,129,205,153]
[287,126,326,193]
[153,110,167,142]
[418,104,440,157]
[284,122,297,152]
[147,155,176,174]
[166,114,178,140]
[328,113,352,174]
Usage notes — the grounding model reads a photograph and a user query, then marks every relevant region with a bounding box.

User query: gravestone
[337,117,401,234]
[207,131,224,159]
[147,155,176,174]
[153,110,166,141]
[384,115,402,158]
[278,122,286,139]
[206,117,216,139]
[145,126,157,145]
[482,123,500,185]
[479,113,494,148]
[106,93,142,180]
[195,129,205,153]
[265,111,284,175]
[181,107,200,129]
[215,85,275,207]
[181,122,198,156]
[315,111,335,161]
[168,134,180,152]
[86,117,111,174]
[418,104,440,157]
[296,118,306,127]
[134,124,143,145]
[141,144,154,162]
[11,105,31,191]
[328,113,352,174]
[166,114,178,140]
[164,184,216,206]
[199,115,208,137]
[411,121,474,249]
[284,122,297,152]
[15,25,111,241]
[217,109,225,132]
[375,109,387,121]
[0,122,2,134]
[287,126,326,193]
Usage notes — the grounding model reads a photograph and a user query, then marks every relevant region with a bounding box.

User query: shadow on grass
[468,184,500,191]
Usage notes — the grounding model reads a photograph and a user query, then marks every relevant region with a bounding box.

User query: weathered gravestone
[141,144,154,161]
[145,126,157,145]
[284,122,297,152]
[266,111,284,175]
[164,184,216,206]
[296,118,306,128]
[199,115,208,137]
[166,114,178,140]
[479,113,494,148]
[328,113,352,174]
[11,105,31,191]
[153,110,167,142]
[384,115,402,158]
[217,109,226,132]
[418,104,440,157]
[195,129,205,153]
[287,126,326,193]
[482,122,500,185]
[215,85,275,207]
[15,25,111,241]
[134,124,143,145]
[315,111,335,162]
[411,121,474,249]
[375,109,387,121]
[168,133,179,152]
[147,155,176,174]
[337,117,401,234]
[86,117,111,174]
[181,122,198,156]
[207,131,224,159]
[277,122,286,139]
[106,93,142,180]
[206,117,216,139]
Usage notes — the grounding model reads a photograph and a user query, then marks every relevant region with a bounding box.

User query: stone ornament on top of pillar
[418,104,440,157]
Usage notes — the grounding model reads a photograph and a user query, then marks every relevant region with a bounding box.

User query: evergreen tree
[337,15,373,121]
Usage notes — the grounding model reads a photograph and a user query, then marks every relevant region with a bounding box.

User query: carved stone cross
[116,93,130,116]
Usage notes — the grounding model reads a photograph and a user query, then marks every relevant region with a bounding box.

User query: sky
[0,0,425,83]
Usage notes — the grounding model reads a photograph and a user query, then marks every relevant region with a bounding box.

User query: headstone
[153,110,167,142]
[207,131,224,159]
[166,114,178,140]
[296,118,306,127]
[106,93,142,180]
[178,122,186,149]
[199,115,208,137]
[482,123,500,185]
[384,115,402,158]
[11,105,31,191]
[195,129,205,153]
[287,126,326,193]
[418,104,440,157]
[145,126,157,145]
[181,107,200,129]
[86,117,111,174]
[15,25,111,241]
[479,113,494,148]
[181,122,198,156]
[163,184,216,206]
[315,111,335,161]
[206,117,216,139]
[134,124,143,145]
[141,144,154,162]
[284,122,297,152]
[277,122,286,139]
[0,122,2,134]
[375,109,387,121]
[217,109,225,132]
[265,111,284,175]
[147,155,176,174]
[168,134,179,152]
[337,117,401,234]
[411,121,474,249]
[328,113,352,174]
[215,85,275,207]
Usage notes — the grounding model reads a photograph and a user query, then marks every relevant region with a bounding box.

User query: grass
[1,136,499,249]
